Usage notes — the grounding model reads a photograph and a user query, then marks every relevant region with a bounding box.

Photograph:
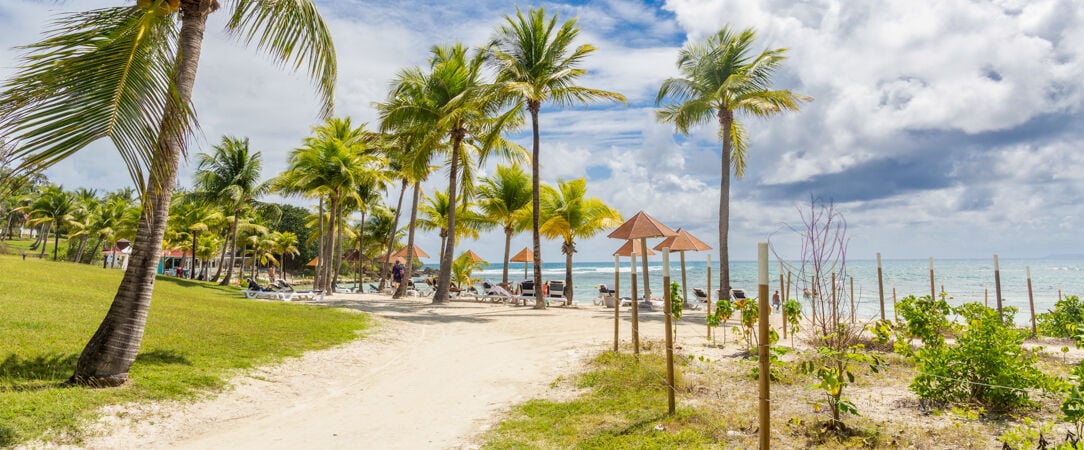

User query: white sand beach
[78,293,722,450]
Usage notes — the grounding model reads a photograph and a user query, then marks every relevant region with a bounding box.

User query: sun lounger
[595,284,616,307]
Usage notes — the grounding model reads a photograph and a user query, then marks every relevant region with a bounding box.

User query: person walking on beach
[392,260,405,291]
[772,290,781,313]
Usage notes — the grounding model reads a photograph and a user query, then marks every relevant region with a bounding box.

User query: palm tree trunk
[70,1,213,386]
[237,243,247,282]
[379,179,407,290]
[321,197,337,292]
[356,210,367,285]
[52,225,61,261]
[210,225,230,282]
[564,242,574,306]
[434,136,463,304]
[719,112,732,300]
[501,227,512,287]
[219,213,240,286]
[529,104,545,309]
[190,231,198,278]
[74,235,88,263]
[39,223,49,258]
[86,237,102,265]
[394,182,421,299]
[332,203,344,287]
[315,197,324,290]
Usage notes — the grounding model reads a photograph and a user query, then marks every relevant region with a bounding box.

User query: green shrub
[1038,295,1084,338]
[910,303,1052,411]
[895,294,951,352]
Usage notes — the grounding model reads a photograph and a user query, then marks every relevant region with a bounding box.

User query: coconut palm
[378,44,523,303]
[270,230,299,281]
[538,178,622,305]
[489,7,626,309]
[24,185,76,261]
[0,0,335,386]
[655,26,808,300]
[417,191,492,264]
[451,251,488,292]
[476,164,532,287]
[274,118,385,292]
[191,136,269,286]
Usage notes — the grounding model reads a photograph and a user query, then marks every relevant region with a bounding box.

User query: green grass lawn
[0,254,372,446]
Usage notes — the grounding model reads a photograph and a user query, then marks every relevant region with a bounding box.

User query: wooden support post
[757,243,770,450]
[707,254,712,340]
[877,253,886,321]
[662,248,676,415]
[631,250,640,355]
[850,275,855,323]
[614,255,620,353]
[780,262,787,339]
[1027,266,1036,335]
[831,272,838,328]
[984,284,989,307]
[892,285,898,322]
[994,254,1004,321]
[680,251,688,310]
[929,257,936,300]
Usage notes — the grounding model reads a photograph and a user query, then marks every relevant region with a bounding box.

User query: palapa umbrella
[461,249,487,264]
[608,211,675,355]
[306,256,319,267]
[392,244,430,260]
[654,228,712,309]
[509,247,535,281]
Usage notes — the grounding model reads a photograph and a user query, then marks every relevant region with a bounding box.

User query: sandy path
[81,294,688,450]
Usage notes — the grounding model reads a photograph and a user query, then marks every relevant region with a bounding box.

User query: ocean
[427,258,1084,323]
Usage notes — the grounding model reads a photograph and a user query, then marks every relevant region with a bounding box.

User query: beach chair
[546,280,567,306]
[693,288,709,304]
[595,284,616,307]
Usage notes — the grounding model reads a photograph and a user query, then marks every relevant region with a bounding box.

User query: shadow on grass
[0,353,77,382]
[0,423,15,447]
[135,349,192,366]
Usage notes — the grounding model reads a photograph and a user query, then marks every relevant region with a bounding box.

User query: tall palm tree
[0,1,335,386]
[417,191,491,264]
[270,230,299,281]
[538,178,621,305]
[656,26,808,300]
[274,118,384,292]
[489,7,626,309]
[191,135,269,286]
[476,164,532,287]
[378,44,522,304]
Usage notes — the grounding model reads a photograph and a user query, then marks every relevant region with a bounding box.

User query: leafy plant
[1038,295,1084,338]
[1063,361,1084,441]
[910,303,1052,411]
[865,319,896,352]
[783,298,802,347]
[738,298,759,352]
[997,418,1054,450]
[750,330,792,382]
[708,297,735,346]
[798,332,883,429]
[669,281,683,340]
[894,294,951,355]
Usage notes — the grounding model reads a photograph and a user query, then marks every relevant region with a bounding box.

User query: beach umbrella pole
[680,252,687,308]
[640,237,650,300]
[662,248,676,414]
[630,250,640,355]
[614,256,620,352]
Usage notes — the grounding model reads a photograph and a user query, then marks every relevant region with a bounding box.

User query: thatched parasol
[607,211,675,356]
[654,228,712,308]
[461,249,487,264]
[392,244,430,260]
[306,256,319,267]
[509,247,535,280]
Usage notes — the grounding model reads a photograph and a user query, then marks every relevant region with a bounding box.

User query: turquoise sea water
[427,258,1084,322]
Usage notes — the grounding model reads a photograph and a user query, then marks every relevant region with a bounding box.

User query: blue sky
[1,0,1082,263]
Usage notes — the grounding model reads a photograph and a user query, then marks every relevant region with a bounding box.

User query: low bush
[1038,295,1084,339]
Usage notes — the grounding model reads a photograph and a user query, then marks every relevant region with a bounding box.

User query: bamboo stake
[631,249,640,355]
[892,284,898,322]
[780,262,786,339]
[929,257,936,300]
[640,237,650,300]
[1027,266,1036,335]
[663,248,675,415]
[613,255,620,353]
[707,254,712,340]
[831,272,837,330]
[850,275,855,323]
[877,253,885,321]
[680,251,688,311]
[757,243,770,450]
[994,254,1004,321]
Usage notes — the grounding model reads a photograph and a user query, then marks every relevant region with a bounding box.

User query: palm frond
[224,0,337,118]
[0,6,190,194]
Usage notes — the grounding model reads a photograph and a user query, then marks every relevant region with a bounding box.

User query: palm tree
[378,44,522,303]
[538,178,621,305]
[655,26,808,300]
[24,185,76,261]
[417,191,491,264]
[0,1,336,386]
[274,118,385,292]
[191,136,269,286]
[451,251,488,292]
[476,164,532,287]
[271,231,299,281]
[489,7,626,309]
